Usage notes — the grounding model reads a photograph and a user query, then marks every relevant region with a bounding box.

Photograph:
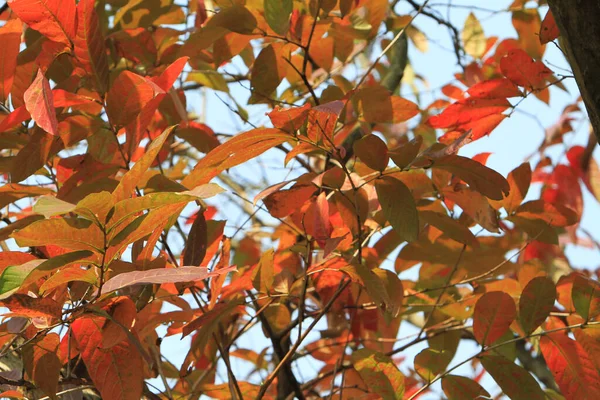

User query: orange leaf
[473,291,516,345]
[512,9,545,59]
[101,297,137,349]
[24,70,58,136]
[0,19,22,104]
[267,103,311,133]
[106,70,163,128]
[541,333,600,399]
[23,333,61,399]
[73,0,109,93]
[182,128,290,189]
[8,0,76,46]
[513,199,578,227]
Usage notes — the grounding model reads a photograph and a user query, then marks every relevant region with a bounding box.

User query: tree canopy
[0,0,598,399]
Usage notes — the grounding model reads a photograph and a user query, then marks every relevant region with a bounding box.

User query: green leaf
[572,274,600,321]
[264,0,292,36]
[441,375,490,400]
[33,196,76,217]
[462,12,486,58]
[481,355,545,400]
[351,349,404,400]
[0,250,93,299]
[414,348,453,382]
[375,176,419,242]
[519,276,555,334]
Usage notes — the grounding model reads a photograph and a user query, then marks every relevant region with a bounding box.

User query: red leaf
[183,210,208,267]
[540,9,560,44]
[151,56,189,92]
[100,265,236,294]
[71,316,144,400]
[8,0,76,46]
[428,97,510,129]
[541,333,600,399]
[473,291,516,345]
[466,78,522,99]
[500,49,552,90]
[24,70,58,136]
[73,0,109,93]
[0,105,31,132]
[0,19,22,104]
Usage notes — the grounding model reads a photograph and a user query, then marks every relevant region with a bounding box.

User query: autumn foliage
[0,0,598,399]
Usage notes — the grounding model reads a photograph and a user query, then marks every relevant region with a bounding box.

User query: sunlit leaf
[100,265,235,294]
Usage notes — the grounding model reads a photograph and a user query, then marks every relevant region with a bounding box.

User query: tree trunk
[547,0,600,143]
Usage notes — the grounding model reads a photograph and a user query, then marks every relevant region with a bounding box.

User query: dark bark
[547,0,600,144]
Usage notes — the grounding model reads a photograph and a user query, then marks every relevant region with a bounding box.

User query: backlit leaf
[264,0,292,36]
[73,0,109,93]
[442,375,490,400]
[24,70,58,136]
[182,128,290,189]
[473,291,516,345]
[481,355,545,400]
[71,316,143,400]
[519,276,555,334]
[541,332,600,399]
[540,9,560,44]
[0,19,22,104]
[351,349,404,400]
[112,126,175,202]
[8,0,76,46]
[252,249,274,293]
[183,210,208,267]
[572,274,600,321]
[106,70,162,127]
[375,176,419,242]
[462,13,486,58]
